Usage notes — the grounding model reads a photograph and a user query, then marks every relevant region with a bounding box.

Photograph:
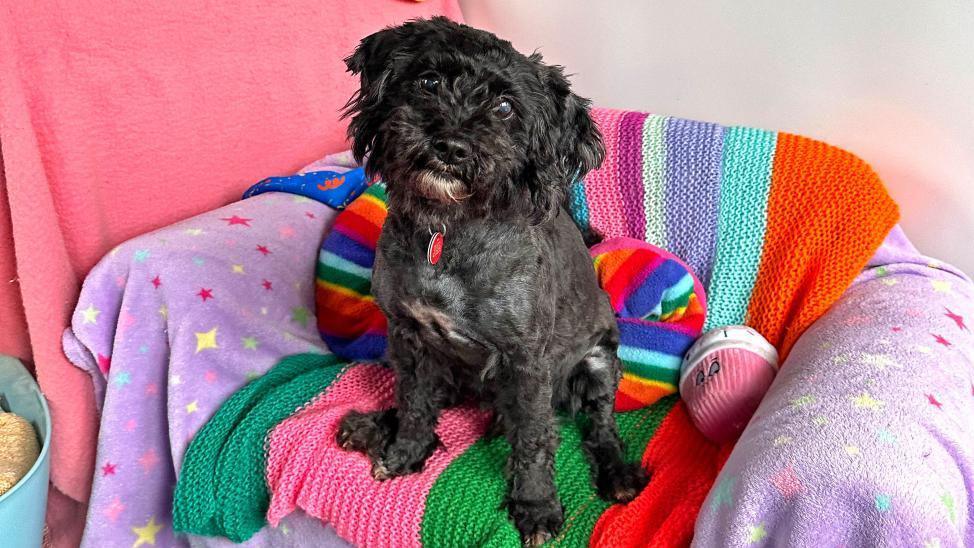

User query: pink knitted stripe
[264,363,490,548]
[587,108,628,238]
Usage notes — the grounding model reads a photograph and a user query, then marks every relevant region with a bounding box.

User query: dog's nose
[432,137,471,165]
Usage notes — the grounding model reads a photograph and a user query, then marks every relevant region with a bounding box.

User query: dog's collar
[427,224,446,265]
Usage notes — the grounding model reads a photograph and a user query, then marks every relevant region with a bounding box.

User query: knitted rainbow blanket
[173,108,899,546]
[576,109,898,357]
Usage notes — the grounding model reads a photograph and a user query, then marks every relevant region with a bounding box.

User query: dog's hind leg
[572,340,649,503]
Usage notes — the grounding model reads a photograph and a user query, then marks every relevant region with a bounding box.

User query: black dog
[336,17,647,546]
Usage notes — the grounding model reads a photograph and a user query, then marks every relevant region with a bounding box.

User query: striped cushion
[591,238,706,411]
[316,183,388,360]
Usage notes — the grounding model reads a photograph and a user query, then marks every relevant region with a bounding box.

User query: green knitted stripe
[173,353,346,541]
[420,396,677,547]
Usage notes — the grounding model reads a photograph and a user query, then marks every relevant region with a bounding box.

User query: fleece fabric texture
[0,1,462,545]
[61,152,370,547]
[694,226,974,547]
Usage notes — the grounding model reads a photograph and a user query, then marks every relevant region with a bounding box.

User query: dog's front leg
[371,332,446,481]
[497,358,563,547]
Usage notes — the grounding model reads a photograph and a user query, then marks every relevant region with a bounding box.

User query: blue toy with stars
[243,168,370,210]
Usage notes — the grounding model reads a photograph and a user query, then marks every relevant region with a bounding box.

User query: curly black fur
[336,17,647,546]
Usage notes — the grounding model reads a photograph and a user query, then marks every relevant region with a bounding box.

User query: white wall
[460,0,974,275]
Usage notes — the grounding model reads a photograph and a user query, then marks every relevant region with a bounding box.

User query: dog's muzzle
[415,170,472,203]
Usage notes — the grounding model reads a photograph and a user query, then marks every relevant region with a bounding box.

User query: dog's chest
[374,221,540,359]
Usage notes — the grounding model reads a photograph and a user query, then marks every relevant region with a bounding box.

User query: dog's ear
[545,64,604,184]
[343,23,419,166]
[524,60,605,224]
[344,26,404,111]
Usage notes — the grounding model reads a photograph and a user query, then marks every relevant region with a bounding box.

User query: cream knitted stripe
[642,114,669,247]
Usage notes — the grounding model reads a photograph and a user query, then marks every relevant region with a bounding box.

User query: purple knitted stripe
[663,118,725,287]
[617,111,649,239]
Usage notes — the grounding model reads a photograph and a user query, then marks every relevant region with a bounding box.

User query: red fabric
[590,403,721,548]
[0,1,462,543]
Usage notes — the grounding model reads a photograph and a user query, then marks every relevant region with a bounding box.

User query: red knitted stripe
[590,402,720,547]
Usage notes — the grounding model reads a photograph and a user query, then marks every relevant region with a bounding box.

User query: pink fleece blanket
[0,2,462,545]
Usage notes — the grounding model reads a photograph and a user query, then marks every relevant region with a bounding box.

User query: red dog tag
[427,231,444,265]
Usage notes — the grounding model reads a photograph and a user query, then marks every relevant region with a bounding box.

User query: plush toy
[589,238,707,410]
[243,168,370,210]
[679,325,779,443]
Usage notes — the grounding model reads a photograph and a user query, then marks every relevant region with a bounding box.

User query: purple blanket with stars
[63,145,973,546]
[694,226,974,547]
[62,152,360,548]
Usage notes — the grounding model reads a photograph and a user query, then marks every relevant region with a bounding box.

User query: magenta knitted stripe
[264,363,490,548]
[617,110,649,239]
[585,109,628,238]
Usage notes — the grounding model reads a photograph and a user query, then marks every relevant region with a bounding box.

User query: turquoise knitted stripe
[705,127,777,330]
[641,114,668,247]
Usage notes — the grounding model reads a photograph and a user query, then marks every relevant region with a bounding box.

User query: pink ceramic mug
[679,326,779,444]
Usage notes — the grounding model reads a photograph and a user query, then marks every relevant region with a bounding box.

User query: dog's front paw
[369,435,439,481]
[596,461,649,503]
[336,410,396,458]
[508,498,563,547]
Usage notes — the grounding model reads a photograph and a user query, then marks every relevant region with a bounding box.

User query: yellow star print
[931,280,952,294]
[159,304,168,319]
[81,304,101,324]
[184,228,204,236]
[185,401,199,414]
[132,516,164,547]
[195,327,219,353]
[231,264,245,274]
[791,395,815,408]
[852,392,884,410]
[242,336,259,350]
[747,523,767,544]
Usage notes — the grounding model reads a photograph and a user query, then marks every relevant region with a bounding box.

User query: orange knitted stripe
[746,133,899,358]
[590,402,719,548]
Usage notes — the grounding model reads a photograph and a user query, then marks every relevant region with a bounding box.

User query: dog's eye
[419,77,440,93]
[493,99,514,120]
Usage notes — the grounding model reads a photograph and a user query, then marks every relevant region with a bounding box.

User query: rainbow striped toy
[590,238,706,410]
